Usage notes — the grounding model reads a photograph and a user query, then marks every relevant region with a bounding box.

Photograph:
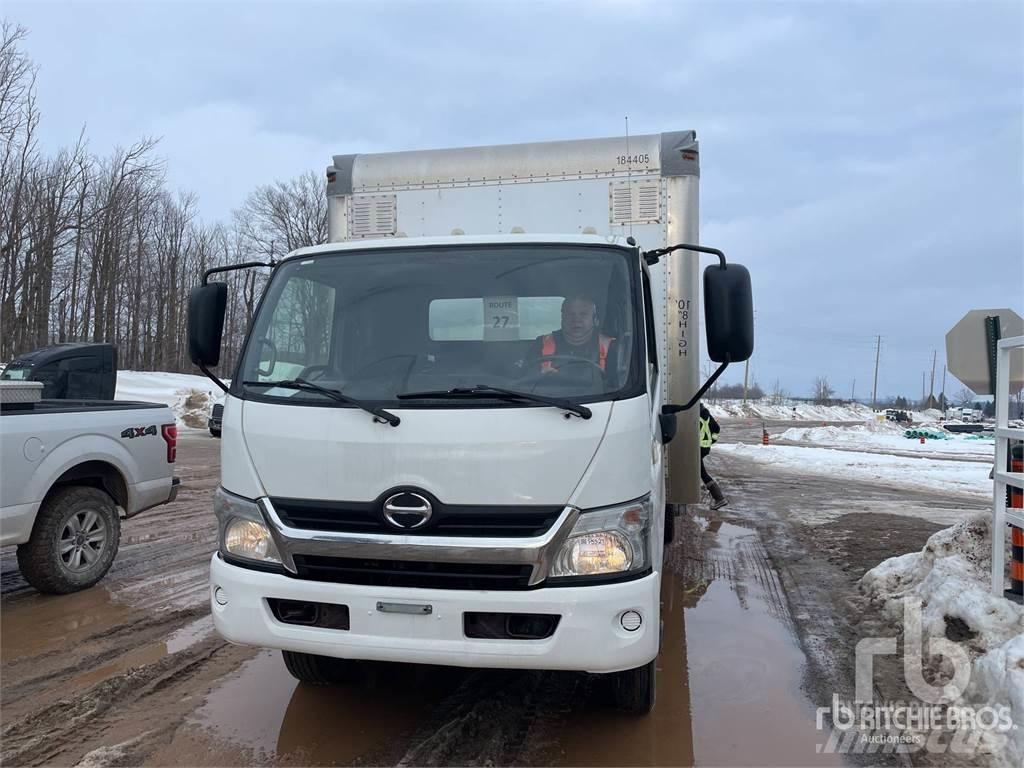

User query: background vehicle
[190,132,753,713]
[0,343,117,400]
[209,402,224,437]
[885,408,911,423]
[0,380,179,593]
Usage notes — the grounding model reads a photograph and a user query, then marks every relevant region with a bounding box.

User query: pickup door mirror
[188,283,227,367]
[704,263,753,363]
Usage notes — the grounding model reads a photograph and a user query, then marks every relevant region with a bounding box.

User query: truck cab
[190,133,752,713]
[1,343,117,400]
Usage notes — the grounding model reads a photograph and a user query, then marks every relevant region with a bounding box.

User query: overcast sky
[8,1,1023,399]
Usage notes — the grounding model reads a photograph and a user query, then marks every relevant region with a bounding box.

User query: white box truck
[189,131,753,713]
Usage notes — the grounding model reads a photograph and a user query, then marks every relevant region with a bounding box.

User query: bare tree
[954,387,975,407]
[770,378,786,405]
[235,171,326,258]
[813,376,834,405]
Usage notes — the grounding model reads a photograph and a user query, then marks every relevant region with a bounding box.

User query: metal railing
[991,334,1024,596]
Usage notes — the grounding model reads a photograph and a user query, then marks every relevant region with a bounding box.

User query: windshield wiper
[242,378,400,426]
[397,385,591,419]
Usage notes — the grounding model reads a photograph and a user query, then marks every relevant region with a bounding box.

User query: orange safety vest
[540,334,614,372]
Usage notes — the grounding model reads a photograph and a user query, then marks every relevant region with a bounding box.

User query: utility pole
[742,359,750,403]
[851,378,856,403]
[928,349,937,403]
[871,335,881,409]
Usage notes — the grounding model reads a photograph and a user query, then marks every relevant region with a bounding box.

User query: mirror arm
[199,361,230,394]
[643,243,727,268]
[662,360,730,415]
[203,260,277,285]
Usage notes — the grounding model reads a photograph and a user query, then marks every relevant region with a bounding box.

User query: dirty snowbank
[860,516,1024,767]
[778,423,995,458]
[706,400,876,421]
[706,400,955,424]
[716,442,992,499]
[115,371,224,429]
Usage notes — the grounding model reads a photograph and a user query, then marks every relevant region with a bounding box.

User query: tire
[282,651,360,685]
[611,659,656,715]
[663,503,675,544]
[17,485,121,595]
[210,427,221,438]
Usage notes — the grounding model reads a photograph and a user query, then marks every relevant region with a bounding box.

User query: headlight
[215,487,282,565]
[548,497,651,579]
[224,518,281,563]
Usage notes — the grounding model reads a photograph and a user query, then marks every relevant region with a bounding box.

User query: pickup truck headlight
[548,497,651,579]
[215,487,281,565]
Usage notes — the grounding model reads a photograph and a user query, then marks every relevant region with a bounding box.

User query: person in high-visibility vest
[699,403,728,509]
[529,295,616,376]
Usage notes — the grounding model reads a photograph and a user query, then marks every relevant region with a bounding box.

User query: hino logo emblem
[383,492,433,529]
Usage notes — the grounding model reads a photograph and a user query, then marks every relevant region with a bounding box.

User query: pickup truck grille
[290,555,533,590]
[272,498,561,538]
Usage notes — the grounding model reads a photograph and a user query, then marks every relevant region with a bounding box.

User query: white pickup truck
[0,381,180,593]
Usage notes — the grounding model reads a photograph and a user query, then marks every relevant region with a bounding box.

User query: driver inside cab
[527,295,616,375]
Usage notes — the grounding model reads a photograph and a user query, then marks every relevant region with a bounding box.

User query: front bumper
[209,554,660,673]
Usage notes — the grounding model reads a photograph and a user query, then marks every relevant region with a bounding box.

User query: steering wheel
[514,355,606,390]
[297,364,335,381]
[342,354,423,394]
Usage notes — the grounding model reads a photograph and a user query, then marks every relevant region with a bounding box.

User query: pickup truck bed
[1,390,179,593]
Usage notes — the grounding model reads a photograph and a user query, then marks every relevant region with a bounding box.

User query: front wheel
[611,659,656,715]
[282,651,361,685]
[17,486,121,594]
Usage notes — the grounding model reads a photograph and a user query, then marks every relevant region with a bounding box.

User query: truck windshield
[236,244,641,408]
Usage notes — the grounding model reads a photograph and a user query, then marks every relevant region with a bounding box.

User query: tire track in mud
[0,636,242,766]
[387,668,588,767]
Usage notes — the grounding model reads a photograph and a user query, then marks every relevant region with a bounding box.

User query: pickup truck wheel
[611,659,656,715]
[282,651,360,685]
[17,486,121,594]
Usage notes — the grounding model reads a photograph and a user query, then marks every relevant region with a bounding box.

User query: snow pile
[776,422,994,458]
[717,442,993,498]
[115,371,224,429]
[706,400,877,421]
[861,516,1024,766]
[781,420,905,442]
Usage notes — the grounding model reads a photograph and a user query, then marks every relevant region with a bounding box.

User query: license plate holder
[376,601,432,616]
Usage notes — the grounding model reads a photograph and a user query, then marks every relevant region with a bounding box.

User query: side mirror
[188,283,227,366]
[704,263,753,363]
[658,412,678,445]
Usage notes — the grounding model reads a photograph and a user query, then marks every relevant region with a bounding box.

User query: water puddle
[684,522,840,767]
[186,650,461,764]
[0,585,133,660]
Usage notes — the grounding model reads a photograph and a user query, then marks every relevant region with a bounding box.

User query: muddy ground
[0,422,989,767]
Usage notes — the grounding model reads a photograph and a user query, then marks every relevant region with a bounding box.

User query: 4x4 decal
[121,425,158,439]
